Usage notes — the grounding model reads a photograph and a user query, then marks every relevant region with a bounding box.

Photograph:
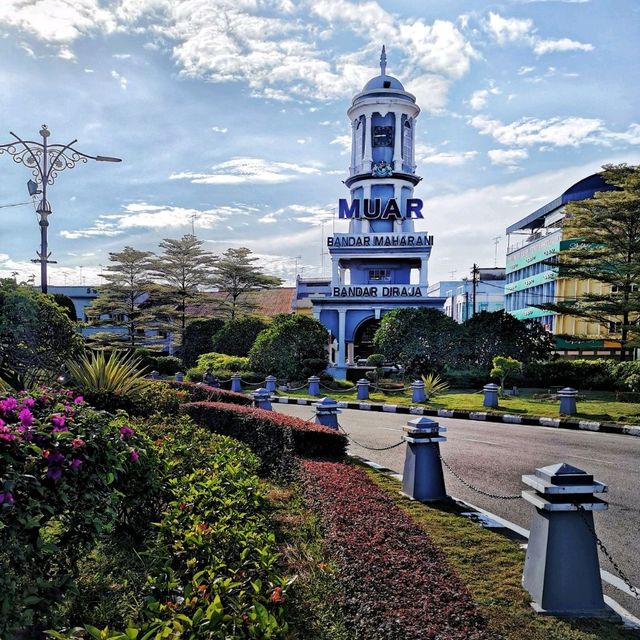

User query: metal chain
[285,383,307,392]
[438,451,521,500]
[241,379,266,387]
[320,382,356,393]
[370,383,411,392]
[337,422,405,451]
[574,504,640,600]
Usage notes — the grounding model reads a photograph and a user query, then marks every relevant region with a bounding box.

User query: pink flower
[19,408,34,427]
[130,448,140,462]
[73,396,84,404]
[71,438,85,448]
[0,397,18,415]
[119,426,135,440]
[51,414,67,431]
[21,397,36,409]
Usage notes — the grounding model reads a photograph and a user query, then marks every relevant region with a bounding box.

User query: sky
[0,0,639,288]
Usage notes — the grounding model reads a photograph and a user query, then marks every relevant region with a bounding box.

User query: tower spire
[380,45,387,76]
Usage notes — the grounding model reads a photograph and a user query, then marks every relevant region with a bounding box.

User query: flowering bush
[167,380,254,406]
[181,401,347,477]
[0,388,154,635]
[302,461,495,640]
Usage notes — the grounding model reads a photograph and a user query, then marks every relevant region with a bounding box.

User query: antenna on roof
[380,45,387,75]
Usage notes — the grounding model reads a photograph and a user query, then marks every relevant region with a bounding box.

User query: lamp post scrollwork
[0,125,121,293]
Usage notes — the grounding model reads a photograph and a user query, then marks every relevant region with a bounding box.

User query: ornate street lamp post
[0,125,121,293]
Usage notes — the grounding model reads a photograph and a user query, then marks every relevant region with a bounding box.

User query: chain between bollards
[337,422,405,451]
[574,503,640,600]
[438,451,521,500]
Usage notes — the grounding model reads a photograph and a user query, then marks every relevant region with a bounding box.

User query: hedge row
[181,402,347,477]
[167,380,253,406]
[301,460,495,640]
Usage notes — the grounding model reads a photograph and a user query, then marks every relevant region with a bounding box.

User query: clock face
[372,125,393,147]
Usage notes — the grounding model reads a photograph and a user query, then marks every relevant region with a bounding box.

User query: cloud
[421,151,478,166]
[211,126,228,133]
[469,85,501,110]
[533,38,594,55]
[469,115,607,147]
[485,12,534,45]
[60,201,255,238]
[408,74,450,114]
[488,148,529,165]
[170,157,322,185]
[330,135,351,155]
[111,70,128,90]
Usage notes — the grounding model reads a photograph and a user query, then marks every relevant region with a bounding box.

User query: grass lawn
[272,387,640,425]
[362,465,640,640]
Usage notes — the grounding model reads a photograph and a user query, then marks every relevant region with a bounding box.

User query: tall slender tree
[212,247,282,319]
[85,247,156,349]
[535,164,640,360]
[150,234,218,347]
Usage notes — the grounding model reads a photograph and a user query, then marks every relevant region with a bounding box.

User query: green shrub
[522,359,616,390]
[211,316,269,356]
[612,361,640,390]
[155,355,182,375]
[167,380,253,406]
[197,352,251,372]
[442,368,488,389]
[181,402,347,478]
[181,318,226,368]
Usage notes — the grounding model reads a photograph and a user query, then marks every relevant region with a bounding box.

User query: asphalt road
[275,403,640,617]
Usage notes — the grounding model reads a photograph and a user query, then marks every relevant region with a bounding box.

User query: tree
[50,293,77,322]
[490,356,523,394]
[462,310,554,370]
[211,316,269,357]
[212,247,282,319]
[85,247,156,349]
[0,279,81,389]
[373,308,462,376]
[182,318,225,368]
[249,314,327,380]
[535,164,640,360]
[150,235,218,347]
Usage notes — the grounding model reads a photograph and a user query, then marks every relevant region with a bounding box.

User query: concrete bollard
[356,378,370,400]
[522,463,616,619]
[251,388,272,411]
[411,380,427,403]
[313,396,341,430]
[230,373,242,393]
[483,383,499,408]
[150,370,160,380]
[558,387,578,416]
[265,375,277,393]
[308,375,321,396]
[174,371,184,382]
[401,417,447,502]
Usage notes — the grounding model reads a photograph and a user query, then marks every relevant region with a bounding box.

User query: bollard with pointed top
[483,383,499,408]
[251,388,272,411]
[150,370,160,380]
[314,396,341,430]
[401,417,447,502]
[174,371,184,382]
[411,380,427,403]
[521,462,617,619]
[308,375,321,396]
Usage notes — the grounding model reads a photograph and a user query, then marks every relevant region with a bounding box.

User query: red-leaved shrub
[302,461,497,640]
[167,380,253,406]
[181,402,346,477]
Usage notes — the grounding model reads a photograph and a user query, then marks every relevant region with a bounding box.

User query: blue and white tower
[310,48,445,379]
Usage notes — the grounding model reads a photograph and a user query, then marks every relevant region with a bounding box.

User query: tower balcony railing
[348,160,416,177]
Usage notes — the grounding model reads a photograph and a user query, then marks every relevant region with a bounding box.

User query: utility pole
[471,263,479,317]
[190,213,197,236]
[493,236,501,267]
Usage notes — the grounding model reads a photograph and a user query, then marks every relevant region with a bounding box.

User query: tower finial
[380,45,387,76]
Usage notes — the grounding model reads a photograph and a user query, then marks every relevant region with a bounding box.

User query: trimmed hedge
[167,380,253,406]
[302,461,494,640]
[181,402,347,477]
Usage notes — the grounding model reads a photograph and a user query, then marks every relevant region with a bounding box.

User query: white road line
[378,426,403,432]
[452,436,504,446]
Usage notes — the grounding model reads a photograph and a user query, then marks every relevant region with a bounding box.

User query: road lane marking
[452,437,504,446]
[565,454,614,465]
[378,426,403,432]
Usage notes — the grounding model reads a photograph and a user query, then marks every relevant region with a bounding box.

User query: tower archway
[353,317,381,361]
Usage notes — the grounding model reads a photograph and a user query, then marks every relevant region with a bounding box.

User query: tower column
[363,113,373,166]
[420,257,428,287]
[332,259,340,284]
[393,111,403,167]
[351,120,357,173]
[337,309,346,367]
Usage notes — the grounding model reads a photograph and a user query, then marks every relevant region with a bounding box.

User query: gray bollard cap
[313,396,341,413]
[252,387,270,398]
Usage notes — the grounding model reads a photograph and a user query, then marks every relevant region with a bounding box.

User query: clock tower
[307,47,445,378]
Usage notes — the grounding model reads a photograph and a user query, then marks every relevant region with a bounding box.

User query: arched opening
[353,317,381,361]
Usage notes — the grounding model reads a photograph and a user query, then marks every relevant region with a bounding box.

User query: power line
[0,201,32,209]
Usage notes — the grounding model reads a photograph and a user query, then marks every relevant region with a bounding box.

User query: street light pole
[0,124,121,293]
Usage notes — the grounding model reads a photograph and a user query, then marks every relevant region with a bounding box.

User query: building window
[369,269,391,282]
[402,120,412,164]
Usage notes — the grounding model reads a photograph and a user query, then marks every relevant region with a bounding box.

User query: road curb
[273,395,640,438]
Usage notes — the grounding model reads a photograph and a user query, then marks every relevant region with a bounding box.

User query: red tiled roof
[187,287,295,318]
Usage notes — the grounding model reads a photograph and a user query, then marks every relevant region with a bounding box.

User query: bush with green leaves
[155,355,182,375]
[249,314,328,381]
[491,356,523,393]
[0,388,155,635]
[421,373,450,397]
[211,316,269,356]
[197,351,251,372]
[181,318,226,368]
